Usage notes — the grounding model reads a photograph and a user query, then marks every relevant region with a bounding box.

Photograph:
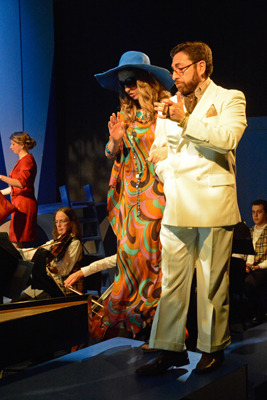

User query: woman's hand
[105,112,125,158]
[48,265,58,274]
[64,269,84,287]
[108,112,125,143]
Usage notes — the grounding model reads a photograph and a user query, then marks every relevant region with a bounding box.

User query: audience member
[244,199,267,325]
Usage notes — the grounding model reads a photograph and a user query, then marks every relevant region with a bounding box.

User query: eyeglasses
[119,76,137,90]
[55,219,70,225]
[171,60,200,76]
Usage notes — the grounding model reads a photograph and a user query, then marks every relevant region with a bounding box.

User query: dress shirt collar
[182,78,211,113]
[195,77,211,101]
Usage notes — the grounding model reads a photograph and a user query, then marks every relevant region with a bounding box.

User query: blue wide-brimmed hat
[94,51,174,91]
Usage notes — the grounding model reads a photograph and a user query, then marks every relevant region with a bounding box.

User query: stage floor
[0,322,266,400]
[225,321,267,400]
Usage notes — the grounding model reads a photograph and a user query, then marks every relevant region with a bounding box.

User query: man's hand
[64,270,84,287]
[154,93,186,123]
[246,263,260,273]
[147,145,168,164]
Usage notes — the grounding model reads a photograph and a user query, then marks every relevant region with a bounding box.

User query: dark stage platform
[225,321,267,400]
[0,322,266,400]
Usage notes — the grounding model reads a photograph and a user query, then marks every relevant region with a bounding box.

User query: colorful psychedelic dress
[104,110,166,337]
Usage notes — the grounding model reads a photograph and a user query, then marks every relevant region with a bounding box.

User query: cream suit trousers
[149,224,233,353]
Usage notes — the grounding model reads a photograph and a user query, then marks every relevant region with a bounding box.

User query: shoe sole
[194,360,224,374]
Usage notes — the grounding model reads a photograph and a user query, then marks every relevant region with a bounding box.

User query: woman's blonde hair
[9,131,36,150]
[52,206,82,240]
[120,69,170,124]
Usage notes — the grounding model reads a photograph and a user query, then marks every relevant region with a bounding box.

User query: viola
[48,232,73,262]
[22,232,74,260]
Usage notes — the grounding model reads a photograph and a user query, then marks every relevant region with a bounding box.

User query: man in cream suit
[136,41,247,375]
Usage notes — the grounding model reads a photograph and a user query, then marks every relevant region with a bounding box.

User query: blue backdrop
[0,0,56,204]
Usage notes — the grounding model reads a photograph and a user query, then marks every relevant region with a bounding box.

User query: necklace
[127,123,145,217]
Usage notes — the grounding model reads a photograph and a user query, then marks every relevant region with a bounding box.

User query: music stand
[231,221,255,255]
[4,259,34,300]
[0,232,34,300]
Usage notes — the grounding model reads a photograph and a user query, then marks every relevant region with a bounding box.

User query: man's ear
[198,60,206,78]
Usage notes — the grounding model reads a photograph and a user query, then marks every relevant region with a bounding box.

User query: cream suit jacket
[152,80,247,227]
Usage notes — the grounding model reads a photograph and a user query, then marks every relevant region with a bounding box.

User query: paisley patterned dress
[105,111,165,336]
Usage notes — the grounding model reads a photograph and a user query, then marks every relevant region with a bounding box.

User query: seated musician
[19,206,84,300]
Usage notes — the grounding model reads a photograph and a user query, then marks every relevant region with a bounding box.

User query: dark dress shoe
[194,350,224,373]
[136,350,189,376]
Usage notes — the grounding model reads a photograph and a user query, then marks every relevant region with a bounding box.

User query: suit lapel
[176,81,218,152]
[191,80,218,120]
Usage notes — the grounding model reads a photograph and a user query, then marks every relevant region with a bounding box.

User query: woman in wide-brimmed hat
[90,51,174,341]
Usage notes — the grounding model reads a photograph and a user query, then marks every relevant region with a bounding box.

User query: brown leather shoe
[136,350,189,376]
[194,350,224,373]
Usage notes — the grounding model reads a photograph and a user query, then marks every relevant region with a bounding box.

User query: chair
[59,184,107,288]
[59,185,104,256]
[59,185,88,209]
[59,185,71,207]
[229,221,254,330]
[83,184,114,291]
[229,256,247,330]
[83,184,94,202]
[81,184,105,259]
[81,254,102,297]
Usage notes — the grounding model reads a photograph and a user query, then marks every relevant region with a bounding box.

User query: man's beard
[176,69,201,96]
